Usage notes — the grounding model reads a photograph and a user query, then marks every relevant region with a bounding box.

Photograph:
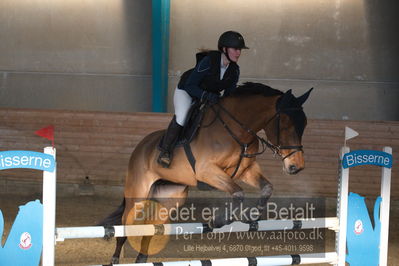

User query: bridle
[210,103,304,178]
[263,107,304,160]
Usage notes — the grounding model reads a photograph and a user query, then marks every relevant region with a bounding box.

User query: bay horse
[100,82,312,265]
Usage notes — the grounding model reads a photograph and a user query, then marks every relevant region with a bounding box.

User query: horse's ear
[297,88,313,106]
[277,89,293,109]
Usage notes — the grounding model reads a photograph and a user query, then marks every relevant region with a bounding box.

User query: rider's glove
[204,92,219,104]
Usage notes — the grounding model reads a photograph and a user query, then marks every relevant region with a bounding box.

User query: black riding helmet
[218,31,249,51]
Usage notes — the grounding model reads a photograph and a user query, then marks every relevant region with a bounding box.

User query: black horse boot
[157,116,182,168]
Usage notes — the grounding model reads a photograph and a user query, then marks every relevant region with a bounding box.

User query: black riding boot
[157,116,182,168]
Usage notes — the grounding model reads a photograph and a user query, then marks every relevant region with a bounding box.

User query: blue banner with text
[342,150,392,169]
[0,150,55,172]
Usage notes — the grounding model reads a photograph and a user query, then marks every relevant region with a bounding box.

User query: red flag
[35,125,54,146]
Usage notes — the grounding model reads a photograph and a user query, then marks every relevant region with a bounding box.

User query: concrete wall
[0,0,152,112]
[1,0,398,120]
[169,0,399,121]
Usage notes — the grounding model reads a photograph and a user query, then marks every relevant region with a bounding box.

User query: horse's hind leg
[135,236,150,263]
[112,172,156,264]
[109,237,127,265]
[106,197,141,265]
[134,181,189,263]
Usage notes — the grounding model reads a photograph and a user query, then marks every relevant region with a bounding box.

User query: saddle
[176,100,208,172]
[178,101,206,144]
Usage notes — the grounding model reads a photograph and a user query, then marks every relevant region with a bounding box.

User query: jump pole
[89,252,338,266]
[56,217,339,240]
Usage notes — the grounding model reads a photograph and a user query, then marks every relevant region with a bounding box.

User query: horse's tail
[97,198,125,226]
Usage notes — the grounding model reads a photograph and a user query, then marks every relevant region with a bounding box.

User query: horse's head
[263,88,313,175]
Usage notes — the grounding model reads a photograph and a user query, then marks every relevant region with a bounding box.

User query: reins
[210,103,303,178]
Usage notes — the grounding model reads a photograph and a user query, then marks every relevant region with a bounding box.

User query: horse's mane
[229,82,308,137]
[230,82,283,97]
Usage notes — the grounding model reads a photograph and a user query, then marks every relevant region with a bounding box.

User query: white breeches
[173,87,193,126]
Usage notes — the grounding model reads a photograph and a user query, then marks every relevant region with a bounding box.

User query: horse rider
[157,30,249,168]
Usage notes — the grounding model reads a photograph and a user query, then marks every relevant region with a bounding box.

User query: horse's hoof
[135,252,148,263]
[108,256,119,265]
[208,213,232,229]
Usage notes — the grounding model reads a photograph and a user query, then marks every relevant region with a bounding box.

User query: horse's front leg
[197,164,244,228]
[239,161,274,216]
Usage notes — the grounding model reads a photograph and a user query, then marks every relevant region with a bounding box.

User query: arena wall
[0,108,397,199]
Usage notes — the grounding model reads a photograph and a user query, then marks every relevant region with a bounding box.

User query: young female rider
[158,31,249,168]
